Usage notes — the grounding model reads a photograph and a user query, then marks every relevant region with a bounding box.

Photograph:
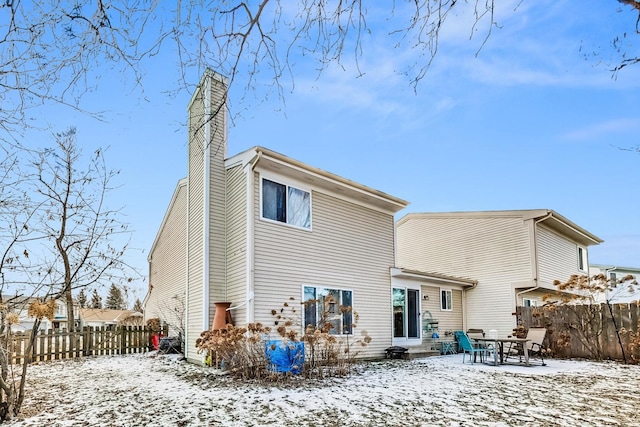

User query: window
[440,289,452,311]
[577,246,586,271]
[610,272,617,287]
[262,178,311,229]
[303,286,353,335]
[522,298,537,307]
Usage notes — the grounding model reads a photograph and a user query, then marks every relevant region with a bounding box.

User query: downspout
[244,152,261,323]
[516,213,553,304]
[461,281,478,333]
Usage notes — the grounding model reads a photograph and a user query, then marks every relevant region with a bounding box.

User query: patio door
[393,287,421,345]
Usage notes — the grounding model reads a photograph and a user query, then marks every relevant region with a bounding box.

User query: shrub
[195,297,371,381]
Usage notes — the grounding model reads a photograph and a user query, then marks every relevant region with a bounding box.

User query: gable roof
[148,177,188,262]
[398,209,602,246]
[79,308,142,323]
[227,146,409,214]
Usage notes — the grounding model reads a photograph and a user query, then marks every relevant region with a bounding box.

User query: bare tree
[31,128,137,331]
[3,1,640,137]
[544,273,639,362]
[0,0,167,137]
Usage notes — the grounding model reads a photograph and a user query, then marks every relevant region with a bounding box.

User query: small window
[577,246,586,272]
[440,289,452,311]
[522,298,537,307]
[303,286,353,335]
[262,178,311,229]
[610,272,617,287]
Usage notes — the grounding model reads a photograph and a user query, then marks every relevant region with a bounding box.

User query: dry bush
[195,297,371,381]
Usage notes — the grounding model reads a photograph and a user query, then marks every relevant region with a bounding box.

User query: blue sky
[21,1,640,302]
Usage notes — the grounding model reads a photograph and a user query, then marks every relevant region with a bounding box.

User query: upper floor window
[577,246,586,272]
[261,178,310,229]
[440,289,452,311]
[522,298,537,307]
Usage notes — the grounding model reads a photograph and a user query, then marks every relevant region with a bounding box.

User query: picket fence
[8,326,167,365]
[518,302,640,361]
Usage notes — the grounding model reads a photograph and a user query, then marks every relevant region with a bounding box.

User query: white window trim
[522,298,537,307]
[577,246,587,272]
[259,176,312,231]
[440,288,453,311]
[302,285,354,336]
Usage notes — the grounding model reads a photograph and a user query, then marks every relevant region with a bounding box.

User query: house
[390,267,476,350]
[78,308,143,328]
[143,178,187,329]
[396,210,603,337]
[590,264,640,303]
[144,70,409,363]
[8,297,70,332]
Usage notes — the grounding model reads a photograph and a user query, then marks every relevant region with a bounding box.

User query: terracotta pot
[211,302,233,330]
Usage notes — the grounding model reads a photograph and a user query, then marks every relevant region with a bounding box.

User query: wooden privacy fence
[518,303,640,362]
[9,326,168,365]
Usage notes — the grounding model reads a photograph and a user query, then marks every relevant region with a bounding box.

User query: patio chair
[458,332,488,364]
[506,327,547,366]
[466,329,484,340]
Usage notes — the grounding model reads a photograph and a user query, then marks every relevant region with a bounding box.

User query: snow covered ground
[9,353,640,426]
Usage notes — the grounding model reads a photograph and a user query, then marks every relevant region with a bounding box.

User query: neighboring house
[396,210,603,337]
[145,70,409,363]
[9,297,70,332]
[590,264,640,303]
[143,177,187,328]
[390,267,476,350]
[79,308,143,328]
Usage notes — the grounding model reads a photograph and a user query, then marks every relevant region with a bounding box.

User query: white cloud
[561,118,640,141]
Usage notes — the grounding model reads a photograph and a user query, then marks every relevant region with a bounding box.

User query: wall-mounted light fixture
[423,295,429,301]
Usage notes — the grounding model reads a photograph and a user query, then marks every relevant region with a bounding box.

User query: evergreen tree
[105,284,126,310]
[133,298,143,313]
[90,289,102,309]
[76,289,87,308]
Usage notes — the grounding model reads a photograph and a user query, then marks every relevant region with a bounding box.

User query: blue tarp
[265,340,305,375]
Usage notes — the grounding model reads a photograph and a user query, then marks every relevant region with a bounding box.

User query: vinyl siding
[225,165,247,325]
[537,224,583,286]
[391,277,464,340]
[397,215,532,337]
[145,182,187,325]
[431,288,463,333]
[207,77,228,326]
[186,88,206,363]
[253,171,396,358]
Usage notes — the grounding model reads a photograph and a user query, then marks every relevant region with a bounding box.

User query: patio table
[474,337,531,366]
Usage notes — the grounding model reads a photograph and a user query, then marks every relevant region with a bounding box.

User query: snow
[8,353,640,426]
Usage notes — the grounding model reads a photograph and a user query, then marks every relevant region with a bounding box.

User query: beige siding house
[396,210,602,337]
[590,264,640,303]
[145,70,409,363]
[144,178,187,327]
[390,268,476,352]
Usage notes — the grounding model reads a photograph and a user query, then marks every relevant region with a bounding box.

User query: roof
[398,209,602,246]
[390,267,477,287]
[79,309,142,323]
[227,146,409,214]
[148,177,187,262]
[591,264,640,273]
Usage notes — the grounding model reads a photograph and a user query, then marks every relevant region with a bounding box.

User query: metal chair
[507,327,547,365]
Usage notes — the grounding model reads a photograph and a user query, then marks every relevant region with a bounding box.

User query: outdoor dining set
[455,327,547,367]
